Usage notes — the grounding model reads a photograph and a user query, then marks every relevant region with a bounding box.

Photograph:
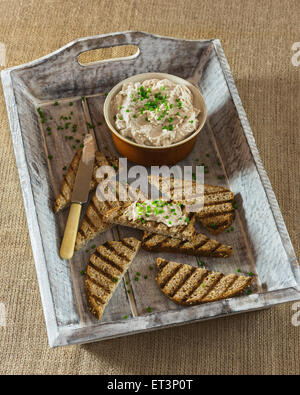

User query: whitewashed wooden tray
[2,31,300,347]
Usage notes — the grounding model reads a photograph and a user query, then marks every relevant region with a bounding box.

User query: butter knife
[59,134,96,259]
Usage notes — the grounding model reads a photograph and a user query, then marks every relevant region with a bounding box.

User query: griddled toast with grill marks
[85,237,141,320]
[156,258,253,305]
[142,232,233,258]
[53,149,119,213]
[148,175,235,234]
[75,182,144,251]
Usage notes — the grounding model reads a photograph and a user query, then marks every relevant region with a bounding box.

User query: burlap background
[0,0,299,375]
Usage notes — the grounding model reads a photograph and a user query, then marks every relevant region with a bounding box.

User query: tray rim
[1,31,299,348]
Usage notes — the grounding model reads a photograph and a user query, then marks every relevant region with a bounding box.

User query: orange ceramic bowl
[103,72,207,166]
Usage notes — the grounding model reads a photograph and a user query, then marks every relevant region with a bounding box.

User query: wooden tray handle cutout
[77,45,139,66]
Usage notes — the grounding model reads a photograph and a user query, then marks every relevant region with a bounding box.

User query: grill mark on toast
[186,272,224,304]
[181,272,210,303]
[201,274,237,302]
[197,240,221,254]
[85,278,108,305]
[143,233,232,258]
[86,292,106,307]
[166,266,197,297]
[104,242,131,262]
[120,239,137,252]
[93,249,124,273]
[156,258,169,271]
[159,262,182,289]
[88,261,118,284]
[61,176,73,195]
[58,186,69,202]
[142,233,157,244]
[89,199,103,222]
[86,274,111,295]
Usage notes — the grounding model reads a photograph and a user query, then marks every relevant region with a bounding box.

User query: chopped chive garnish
[149,265,153,271]
[190,120,194,124]
[80,143,84,148]
[113,278,118,283]
[47,132,52,136]
[197,259,204,267]
[62,166,67,171]
[54,101,59,106]
[104,92,108,96]
[206,153,210,157]
[146,306,152,313]
[233,202,238,209]
[48,154,53,160]
[209,222,216,228]
[127,289,131,294]
[144,275,148,279]
[69,102,73,106]
[136,272,141,276]
[123,315,128,319]
[97,122,102,126]
[247,290,252,295]
[80,270,86,276]
[248,272,254,276]
[81,96,85,101]
[134,277,139,281]
[91,244,96,249]
[237,268,241,273]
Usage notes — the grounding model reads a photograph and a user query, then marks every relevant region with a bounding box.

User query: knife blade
[59,134,96,259]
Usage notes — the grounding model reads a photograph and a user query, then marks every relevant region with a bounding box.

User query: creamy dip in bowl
[103,72,207,166]
[113,78,201,147]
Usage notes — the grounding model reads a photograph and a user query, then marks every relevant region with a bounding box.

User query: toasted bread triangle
[53,149,119,213]
[142,232,233,258]
[148,175,235,234]
[156,258,253,305]
[86,237,141,320]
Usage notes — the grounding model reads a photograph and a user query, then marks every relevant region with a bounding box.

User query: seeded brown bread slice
[75,181,144,251]
[85,237,141,320]
[53,149,119,213]
[142,232,233,258]
[156,258,253,305]
[148,175,235,234]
